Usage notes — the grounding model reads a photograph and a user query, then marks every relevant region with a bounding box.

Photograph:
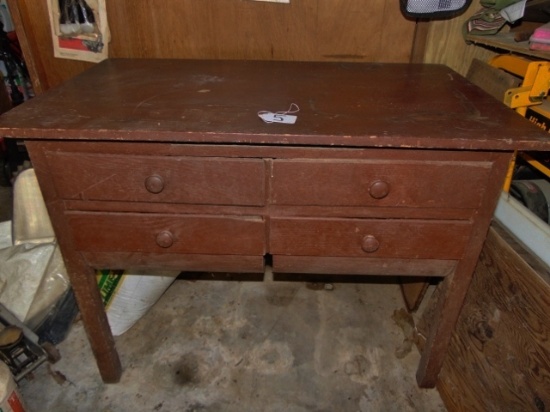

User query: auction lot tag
[258,103,299,124]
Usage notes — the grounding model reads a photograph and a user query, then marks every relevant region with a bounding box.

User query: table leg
[64,255,122,383]
[25,141,122,383]
[416,152,512,388]
[415,260,475,388]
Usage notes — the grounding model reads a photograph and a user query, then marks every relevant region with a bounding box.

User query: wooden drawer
[271,159,492,209]
[272,256,457,277]
[66,212,266,255]
[269,217,472,259]
[46,152,266,206]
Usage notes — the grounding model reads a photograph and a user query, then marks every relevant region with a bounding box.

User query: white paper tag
[258,103,299,125]
[258,112,297,124]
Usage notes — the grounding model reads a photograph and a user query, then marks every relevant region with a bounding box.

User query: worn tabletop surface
[0,58,548,151]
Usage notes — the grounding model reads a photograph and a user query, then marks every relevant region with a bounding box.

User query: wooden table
[0,59,548,388]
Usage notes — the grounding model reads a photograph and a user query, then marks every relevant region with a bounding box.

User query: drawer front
[271,159,491,208]
[82,253,265,274]
[272,256,457,277]
[46,152,266,206]
[67,212,266,255]
[270,218,472,259]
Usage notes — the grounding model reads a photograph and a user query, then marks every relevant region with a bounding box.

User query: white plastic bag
[0,169,71,330]
[0,240,56,323]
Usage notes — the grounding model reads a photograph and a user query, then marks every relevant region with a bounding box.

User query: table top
[0,58,548,151]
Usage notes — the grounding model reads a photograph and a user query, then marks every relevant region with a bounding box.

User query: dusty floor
[1,185,446,412]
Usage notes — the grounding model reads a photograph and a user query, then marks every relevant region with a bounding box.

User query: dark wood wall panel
[9,0,416,93]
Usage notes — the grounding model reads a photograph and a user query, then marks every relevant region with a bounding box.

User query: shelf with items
[488,55,550,192]
[465,18,550,61]
[489,65,550,270]
[465,32,550,60]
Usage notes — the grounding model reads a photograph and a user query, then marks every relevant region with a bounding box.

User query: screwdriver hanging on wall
[59,0,79,36]
[78,0,95,34]
[59,0,96,36]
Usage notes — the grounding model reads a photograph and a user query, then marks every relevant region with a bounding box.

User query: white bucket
[97,269,180,336]
[0,361,26,412]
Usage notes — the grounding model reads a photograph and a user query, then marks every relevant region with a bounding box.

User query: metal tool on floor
[0,303,52,382]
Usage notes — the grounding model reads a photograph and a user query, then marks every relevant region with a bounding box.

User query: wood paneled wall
[423,0,495,76]
[8,0,417,93]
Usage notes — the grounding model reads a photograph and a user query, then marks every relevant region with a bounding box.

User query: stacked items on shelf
[530,22,550,51]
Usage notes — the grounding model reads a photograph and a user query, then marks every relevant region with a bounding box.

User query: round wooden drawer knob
[369,180,390,199]
[145,175,165,194]
[156,230,174,248]
[361,235,380,253]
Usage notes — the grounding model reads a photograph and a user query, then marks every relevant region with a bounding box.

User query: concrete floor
[1,184,446,412]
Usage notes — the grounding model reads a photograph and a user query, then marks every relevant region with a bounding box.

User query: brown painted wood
[270,218,472,259]
[4,61,550,387]
[82,253,265,274]
[273,256,456,277]
[271,159,491,209]
[67,212,266,255]
[46,151,266,206]
[416,151,512,387]
[23,141,122,383]
[399,55,520,313]
[63,200,476,221]
[0,60,549,151]
[434,224,550,411]
[29,140,510,161]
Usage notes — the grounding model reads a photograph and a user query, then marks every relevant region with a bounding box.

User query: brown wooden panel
[11,0,416,92]
[32,140,507,162]
[112,0,415,63]
[67,212,266,255]
[415,151,511,388]
[82,252,265,274]
[269,218,472,259]
[109,0,320,61]
[398,56,522,313]
[22,140,122,382]
[271,159,491,209]
[272,256,456,277]
[46,152,265,206]
[61,199,476,221]
[316,0,412,62]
